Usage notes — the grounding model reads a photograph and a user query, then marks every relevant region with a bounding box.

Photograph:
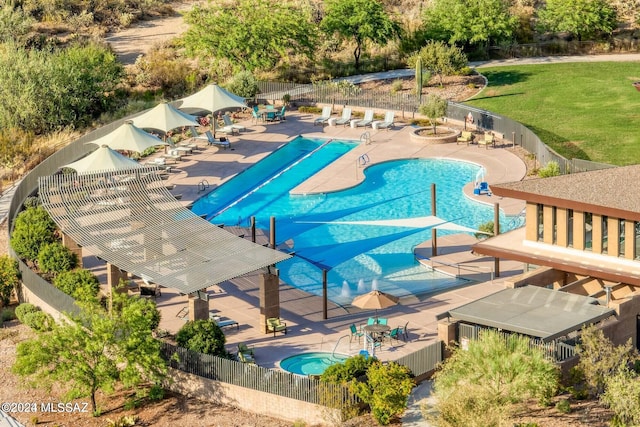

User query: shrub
[10,206,57,262]
[601,367,640,426]
[538,160,561,178]
[37,242,77,275]
[22,310,54,332]
[475,221,494,240]
[390,79,403,94]
[0,254,20,306]
[224,70,258,98]
[322,354,375,384]
[14,302,39,323]
[1,307,16,322]
[53,269,100,302]
[176,319,229,357]
[555,398,571,414]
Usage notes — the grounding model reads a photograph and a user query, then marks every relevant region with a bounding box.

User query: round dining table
[362,324,391,352]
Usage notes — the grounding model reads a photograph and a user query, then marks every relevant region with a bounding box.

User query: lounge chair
[356,110,374,127]
[477,132,495,149]
[214,119,239,135]
[374,111,395,130]
[335,108,352,126]
[222,115,246,132]
[313,106,332,126]
[457,131,474,145]
[190,127,230,149]
[266,317,287,336]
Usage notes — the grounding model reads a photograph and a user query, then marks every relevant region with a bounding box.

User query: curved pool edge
[278,352,351,377]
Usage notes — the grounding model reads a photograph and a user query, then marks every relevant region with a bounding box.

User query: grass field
[465,62,640,166]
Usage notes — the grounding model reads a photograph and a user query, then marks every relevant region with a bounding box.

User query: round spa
[279,352,349,376]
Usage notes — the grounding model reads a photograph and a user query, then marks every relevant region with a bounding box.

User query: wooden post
[251,216,256,243]
[270,216,276,249]
[431,183,437,256]
[494,203,500,277]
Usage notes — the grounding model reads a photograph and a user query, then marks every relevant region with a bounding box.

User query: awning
[300,215,488,234]
[38,167,291,295]
[447,286,615,342]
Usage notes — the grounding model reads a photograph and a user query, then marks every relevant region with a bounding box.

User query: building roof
[38,167,291,295]
[491,164,640,221]
[447,285,615,342]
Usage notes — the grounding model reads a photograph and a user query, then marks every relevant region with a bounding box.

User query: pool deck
[89,110,528,369]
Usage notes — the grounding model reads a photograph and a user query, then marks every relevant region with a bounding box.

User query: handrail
[360,131,371,145]
[197,179,210,192]
[332,334,350,360]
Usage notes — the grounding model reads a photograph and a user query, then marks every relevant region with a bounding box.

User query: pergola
[38,166,290,296]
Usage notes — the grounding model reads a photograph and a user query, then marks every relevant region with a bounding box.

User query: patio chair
[251,109,262,124]
[350,324,364,343]
[238,342,255,357]
[356,109,374,127]
[267,317,287,336]
[222,114,246,132]
[374,111,395,130]
[457,131,474,145]
[386,327,403,344]
[477,132,495,149]
[191,128,230,149]
[398,321,409,341]
[314,106,332,126]
[335,108,352,126]
[238,350,255,364]
[264,110,278,123]
[377,317,388,326]
[275,106,286,121]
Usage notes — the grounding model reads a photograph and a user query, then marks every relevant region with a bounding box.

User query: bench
[457,131,474,145]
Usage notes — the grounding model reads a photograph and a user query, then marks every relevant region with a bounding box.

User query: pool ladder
[197,179,209,192]
[360,131,371,145]
[332,334,350,360]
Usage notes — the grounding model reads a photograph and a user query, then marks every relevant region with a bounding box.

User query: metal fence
[458,323,576,363]
[160,342,360,407]
[395,340,443,378]
[490,39,640,59]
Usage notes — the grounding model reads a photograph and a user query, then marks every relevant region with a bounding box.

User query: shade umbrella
[351,290,399,311]
[178,83,247,115]
[86,120,167,153]
[178,84,247,137]
[63,145,142,175]
[131,101,199,135]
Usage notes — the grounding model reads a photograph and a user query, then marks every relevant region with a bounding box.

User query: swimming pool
[279,352,349,376]
[191,136,514,305]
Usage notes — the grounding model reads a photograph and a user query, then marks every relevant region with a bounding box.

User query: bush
[475,221,494,240]
[10,206,57,262]
[14,302,39,323]
[322,354,375,384]
[37,242,77,275]
[21,310,54,332]
[555,398,571,414]
[0,254,20,306]
[132,45,198,97]
[538,161,561,178]
[176,319,229,357]
[1,307,16,322]
[53,269,100,302]
[224,70,258,98]
[390,79,403,94]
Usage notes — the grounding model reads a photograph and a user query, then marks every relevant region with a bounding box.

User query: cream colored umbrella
[178,83,247,115]
[86,120,167,153]
[131,101,199,135]
[63,145,142,175]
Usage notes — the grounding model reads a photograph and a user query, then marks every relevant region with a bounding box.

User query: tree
[53,269,101,302]
[576,324,639,396]
[430,330,559,426]
[13,293,166,414]
[601,367,640,426]
[321,0,400,70]
[183,0,317,73]
[224,70,259,98]
[408,41,467,87]
[37,242,77,276]
[537,0,617,41]
[351,360,414,425]
[419,95,448,134]
[0,254,19,307]
[176,319,230,357]
[423,0,517,51]
[10,206,57,261]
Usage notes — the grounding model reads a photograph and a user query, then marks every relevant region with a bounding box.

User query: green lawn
[464,62,640,165]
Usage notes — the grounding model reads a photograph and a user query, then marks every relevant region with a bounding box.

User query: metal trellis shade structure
[38,166,290,294]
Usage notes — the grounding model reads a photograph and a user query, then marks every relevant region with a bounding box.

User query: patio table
[363,324,390,352]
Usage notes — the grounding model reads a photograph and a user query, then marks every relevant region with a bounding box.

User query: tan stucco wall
[165,369,342,426]
[503,267,565,289]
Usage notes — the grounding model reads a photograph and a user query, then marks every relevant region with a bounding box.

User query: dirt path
[104,1,197,65]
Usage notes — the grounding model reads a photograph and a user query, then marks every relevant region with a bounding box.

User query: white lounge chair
[214,120,239,136]
[374,111,395,130]
[335,108,352,126]
[190,127,231,149]
[222,115,246,132]
[313,106,332,126]
[356,110,374,127]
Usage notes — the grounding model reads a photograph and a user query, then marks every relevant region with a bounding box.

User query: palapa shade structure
[351,290,399,311]
[131,101,199,135]
[178,83,247,115]
[86,120,167,153]
[63,145,142,174]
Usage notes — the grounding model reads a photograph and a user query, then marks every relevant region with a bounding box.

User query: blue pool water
[279,352,349,376]
[191,136,514,305]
